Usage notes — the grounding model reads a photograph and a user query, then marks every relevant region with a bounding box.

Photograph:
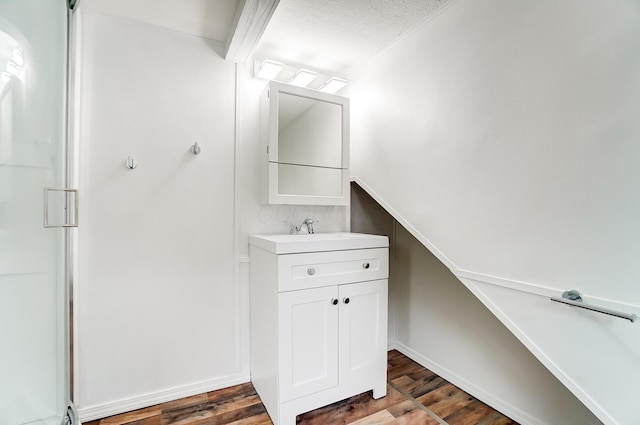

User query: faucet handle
[285,221,300,234]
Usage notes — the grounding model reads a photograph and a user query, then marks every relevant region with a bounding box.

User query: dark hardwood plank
[160,394,209,412]
[84,351,519,425]
[386,350,426,381]
[207,382,259,401]
[425,388,475,419]
[161,393,265,425]
[391,372,447,399]
[100,406,161,425]
[466,407,518,425]
[226,411,273,425]
[297,385,406,425]
[121,416,162,425]
[445,399,498,425]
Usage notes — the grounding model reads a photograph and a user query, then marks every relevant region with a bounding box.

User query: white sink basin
[249,232,388,254]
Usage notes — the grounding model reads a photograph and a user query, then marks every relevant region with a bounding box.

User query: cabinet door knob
[331,298,338,305]
[363,262,370,269]
[343,297,350,304]
[307,268,316,275]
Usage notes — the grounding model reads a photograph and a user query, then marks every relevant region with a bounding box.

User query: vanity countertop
[249,232,388,254]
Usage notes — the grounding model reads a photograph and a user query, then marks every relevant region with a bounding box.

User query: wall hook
[190,142,201,155]
[125,155,137,169]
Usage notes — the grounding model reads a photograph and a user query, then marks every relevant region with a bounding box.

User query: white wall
[351,0,640,295]
[74,11,350,421]
[75,12,240,420]
[351,183,599,425]
[348,0,639,424]
[393,224,599,425]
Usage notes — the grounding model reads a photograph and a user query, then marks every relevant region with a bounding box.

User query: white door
[0,1,71,424]
[339,279,388,387]
[278,286,339,402]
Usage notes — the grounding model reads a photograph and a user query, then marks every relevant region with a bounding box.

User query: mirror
[261,82,349,205]
[277,92,342,169]
[277,163,344,197]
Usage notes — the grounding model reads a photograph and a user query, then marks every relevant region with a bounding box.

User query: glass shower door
[0,1,69,424]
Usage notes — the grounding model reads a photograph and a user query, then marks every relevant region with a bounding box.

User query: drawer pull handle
[343,297,350,304]
[307,268,316,275]
[363,262,370,269]
[331,298,338,305]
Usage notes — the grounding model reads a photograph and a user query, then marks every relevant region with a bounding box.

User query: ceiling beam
[225,0,280,64]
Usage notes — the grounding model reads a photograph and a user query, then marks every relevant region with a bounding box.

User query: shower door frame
[64,0,80,423]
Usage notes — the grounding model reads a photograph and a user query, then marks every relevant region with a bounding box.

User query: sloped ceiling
[79,0,453,75]
[254,0,452,75]
[80,0,241,45]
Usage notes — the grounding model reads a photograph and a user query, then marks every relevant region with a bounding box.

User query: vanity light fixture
[255,59,283,80]
[11,49,24,68]
[3,48,25,81]
[289,69,317,87]
[1,48,24,93]
[5,61,20,76]
[319,77,347,94]
[253,58,348,92]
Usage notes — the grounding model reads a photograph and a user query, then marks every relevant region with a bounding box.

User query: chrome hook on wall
[190,142,201,155]
[125,155,137,169]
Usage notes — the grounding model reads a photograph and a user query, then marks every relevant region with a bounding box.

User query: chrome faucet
[288,218,318,234]
[301,218,316,234]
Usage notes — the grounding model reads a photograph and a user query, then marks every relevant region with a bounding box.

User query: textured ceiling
[253,0,452,75]
[80,0,453,75]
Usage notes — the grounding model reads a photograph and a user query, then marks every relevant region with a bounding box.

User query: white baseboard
[77,373,251,422]
[392,342,546,425]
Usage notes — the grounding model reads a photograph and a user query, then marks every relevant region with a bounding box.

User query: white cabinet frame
[250,244,388,425]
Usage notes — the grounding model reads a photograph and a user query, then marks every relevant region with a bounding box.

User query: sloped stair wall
[347,1,640,424]
[351,183,600,425]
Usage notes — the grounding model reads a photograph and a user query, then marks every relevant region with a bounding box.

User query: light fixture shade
[256,60,283,80]
[11,49,24,67]
[5,61,20,76]
[289,69,317,87]
[320,77,347,94]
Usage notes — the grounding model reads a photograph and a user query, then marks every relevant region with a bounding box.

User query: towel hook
[190,142,201,155]
[125,155,137,169]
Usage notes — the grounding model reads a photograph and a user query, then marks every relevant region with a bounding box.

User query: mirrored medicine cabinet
[260,81,350,205]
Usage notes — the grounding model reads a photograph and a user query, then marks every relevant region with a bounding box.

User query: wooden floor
[84,350,518,425]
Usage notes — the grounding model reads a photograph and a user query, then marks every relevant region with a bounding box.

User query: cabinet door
[339,279,388,386]
[278,286,339,402]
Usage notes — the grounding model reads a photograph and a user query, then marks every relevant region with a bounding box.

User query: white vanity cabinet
[249,233,389,425]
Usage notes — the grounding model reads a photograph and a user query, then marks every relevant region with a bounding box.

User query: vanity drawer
[277,248,388,292]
